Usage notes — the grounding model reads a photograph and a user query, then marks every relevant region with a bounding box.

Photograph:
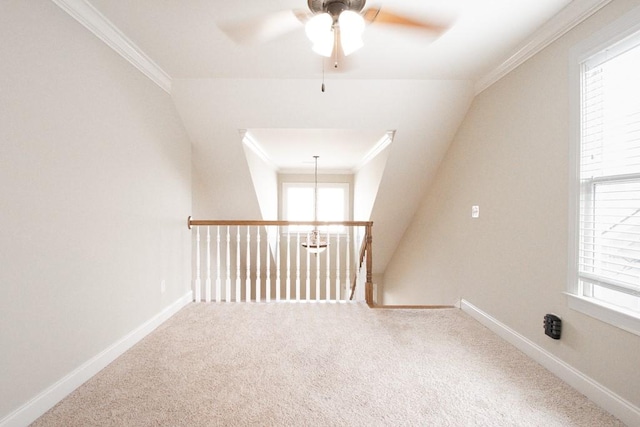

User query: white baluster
[335,231,341,301]
[206,227,211,303]
[359,227,365,302]
[296,232,301,302]
[215,226,221,303]
[325,229,331,302]
[195,227,201,302]
[286,230,291,302]
[306,232,311,302]
[246,227,251,302]
[276,227,281,302]
[236,226,241,302]
[316,238,320,302]
[265,227,271,303]
[256,227,261,302]
[225,226,231,302]
[346,230,351,298]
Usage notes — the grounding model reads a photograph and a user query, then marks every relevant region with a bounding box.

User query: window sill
[565,293,640,336]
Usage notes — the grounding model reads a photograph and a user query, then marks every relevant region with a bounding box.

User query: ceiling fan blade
[219,10,310,44]
[362,7,448,34]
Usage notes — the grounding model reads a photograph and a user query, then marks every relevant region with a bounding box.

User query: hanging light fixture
[338,10,365,56]
[302,155,328,254]
[304,7,365,58]
[305,13,334,57]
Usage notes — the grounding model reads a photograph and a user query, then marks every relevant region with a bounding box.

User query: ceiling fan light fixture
[305,13,334,57]
[312,36,334,57]
[338,10,365,56]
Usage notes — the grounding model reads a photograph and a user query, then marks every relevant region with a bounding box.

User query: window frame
[567,5,640,336]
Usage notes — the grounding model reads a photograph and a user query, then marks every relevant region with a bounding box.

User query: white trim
[51,0,172,93]
[0,292,192,427]
[567,3,640,335]
[242,130,279,171]
[475,0,612,95]
[566,293,640,337]
[353,131,395,172]
[461,299,640,427]
[567,33,582,299]
[571,4,640,65]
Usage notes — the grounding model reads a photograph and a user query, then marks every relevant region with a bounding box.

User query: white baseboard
[460,299,640,427]
[0,292,193,427]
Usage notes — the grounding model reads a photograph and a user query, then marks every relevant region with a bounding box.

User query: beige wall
[243,142,278,220]
[353,145,390,222]
[384,0,640,410]
[0,1,192,420]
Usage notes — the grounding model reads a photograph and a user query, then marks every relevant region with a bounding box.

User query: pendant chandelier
[302,155,328,253]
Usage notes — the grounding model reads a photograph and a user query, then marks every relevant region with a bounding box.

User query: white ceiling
[246,128,392,173]
[79,0,577,172]
[86,0,570,81]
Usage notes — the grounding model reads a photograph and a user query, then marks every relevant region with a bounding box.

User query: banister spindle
[225,226,231,302]
[286,230,291,302]
[246,227,251,302]
[256,227,261,302]
[215,226,221,303]
[265,227,271,303]
[236,226,241,302]
[296,232,301,302]
[335,231,341,301]
[206,226,212,303]
[346,230,351,298]
[315,241,320,302]
[275,227,281,302]
[325,229,331,301]
[306,232,311,302]
[195,227,201,302]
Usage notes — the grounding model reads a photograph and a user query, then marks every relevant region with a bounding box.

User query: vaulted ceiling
[54,0,609,273]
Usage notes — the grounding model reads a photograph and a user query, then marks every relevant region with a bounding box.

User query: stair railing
[188,218,374,306]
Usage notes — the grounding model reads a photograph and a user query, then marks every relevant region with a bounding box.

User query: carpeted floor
[31,303,624,426]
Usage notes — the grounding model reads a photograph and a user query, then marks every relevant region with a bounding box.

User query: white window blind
[578,31,640,312]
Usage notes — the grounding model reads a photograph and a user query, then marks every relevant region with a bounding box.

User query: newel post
[365,223,374,307]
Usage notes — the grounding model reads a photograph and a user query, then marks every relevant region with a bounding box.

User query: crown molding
[51,0,172,93]
[353,130,394,172]
[242,130,280,172]
[474,0,612,95]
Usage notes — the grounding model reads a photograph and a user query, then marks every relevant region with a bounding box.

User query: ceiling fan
[220,0,449,67]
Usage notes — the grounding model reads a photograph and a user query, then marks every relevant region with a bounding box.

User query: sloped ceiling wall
[172,78,475,273]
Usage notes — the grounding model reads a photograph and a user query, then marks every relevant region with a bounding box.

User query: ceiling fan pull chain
[333,26,339,69]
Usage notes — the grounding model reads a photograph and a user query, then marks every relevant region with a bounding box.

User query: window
[569,12,640,335]
[282,182,349,232]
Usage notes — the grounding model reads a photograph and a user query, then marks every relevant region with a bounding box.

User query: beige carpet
[32,303,624,426]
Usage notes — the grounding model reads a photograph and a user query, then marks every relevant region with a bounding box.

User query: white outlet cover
[472,206,480,218]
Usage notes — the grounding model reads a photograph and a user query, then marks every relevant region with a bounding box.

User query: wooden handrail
[188,216,373,229]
